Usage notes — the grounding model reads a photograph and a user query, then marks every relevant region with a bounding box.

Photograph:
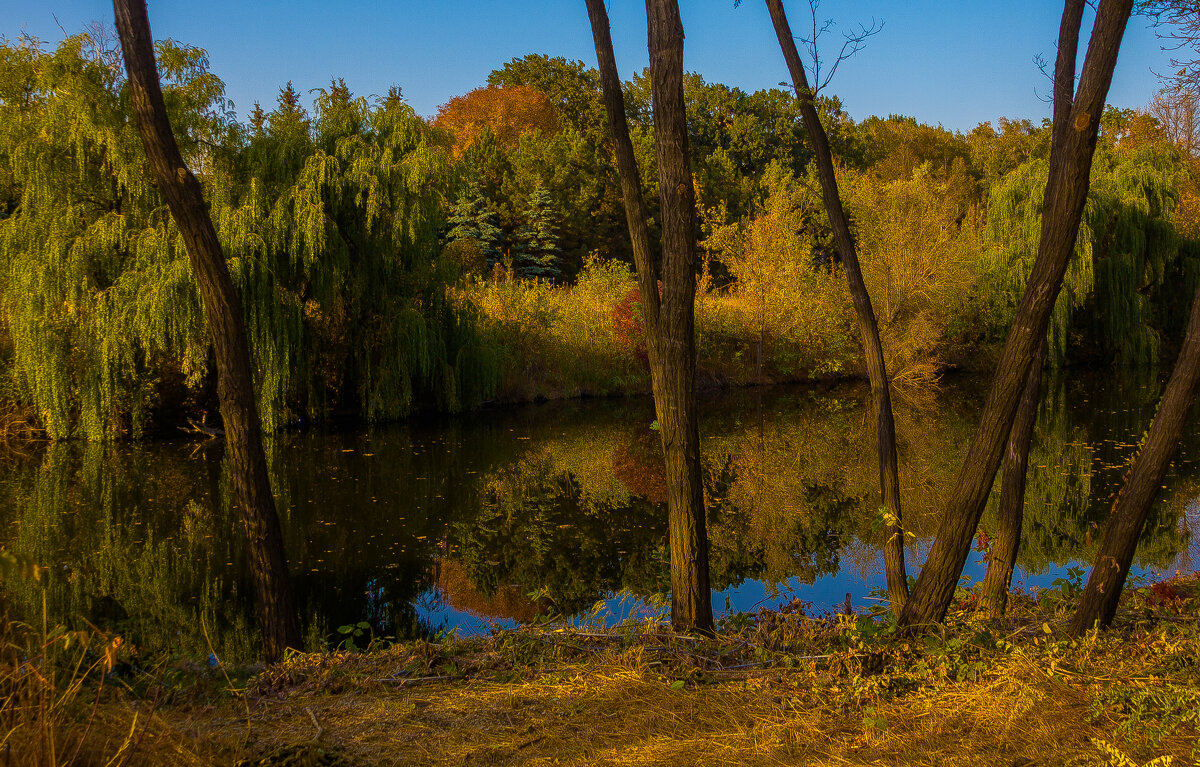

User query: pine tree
[446,180,503,268]
[514,181,562,279]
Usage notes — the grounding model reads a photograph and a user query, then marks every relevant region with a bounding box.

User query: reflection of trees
[0,429,463,659]
[982,370,1190,574]
[445,385,982,608]
[0,442,258,660]
[985,374,1094,574]
[448,451,669,617]
[1,372,1191,649]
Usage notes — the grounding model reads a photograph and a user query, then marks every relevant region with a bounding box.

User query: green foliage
[4,32,1199,442]
[0,35,498,438]
[335,621,379,652]
[983,145,1192,368]
[966,117,1051,189]
[487,55,606,141]
[852,114,977,193]
[0,34,215,439]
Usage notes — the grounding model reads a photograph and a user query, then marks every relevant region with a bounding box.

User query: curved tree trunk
[898,0,1132,631]
[979,337,1047,617]
[113,0,302,662]
[764,0,908,612]
[1071,282,1200,634]
[585,0,713,632]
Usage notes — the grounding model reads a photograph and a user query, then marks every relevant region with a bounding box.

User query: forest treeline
[2,33,1199,439]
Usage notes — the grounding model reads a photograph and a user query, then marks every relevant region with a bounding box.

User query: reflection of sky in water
[417,541,1199,637]
[415,586,513,637]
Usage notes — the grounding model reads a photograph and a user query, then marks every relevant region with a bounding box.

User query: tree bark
[979,337,1047,617]
[585,0,713,632]
[1071,282,1200,634]
[898,0,1132,630]
[113,0,302,662]
[764,0,908,612]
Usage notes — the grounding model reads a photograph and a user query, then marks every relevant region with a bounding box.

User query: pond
[0,369,1196,661]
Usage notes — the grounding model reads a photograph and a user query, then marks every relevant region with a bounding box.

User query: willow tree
[584,0,713,632]
[0,33,216,439]
[216,79,493,423]
[760,0,909,612]
[0,32,494,439]
[977,145,1184,613]
[899,0,1135,630]
[112,0,301,661]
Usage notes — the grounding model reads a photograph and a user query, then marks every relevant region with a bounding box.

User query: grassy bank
[5,575,1196,766]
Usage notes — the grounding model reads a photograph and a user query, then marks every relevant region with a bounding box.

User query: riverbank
[7,575,1196,766]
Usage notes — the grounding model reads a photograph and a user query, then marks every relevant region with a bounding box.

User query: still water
[1,370,1196,660]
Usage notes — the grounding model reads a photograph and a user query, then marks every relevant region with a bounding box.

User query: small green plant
[1090,682,1200,757]
[862,706,889,732]
[335,621,374,652]
[1051,566,1087,598]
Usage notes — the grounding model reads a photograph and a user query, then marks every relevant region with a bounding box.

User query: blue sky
[0,1,1181,133]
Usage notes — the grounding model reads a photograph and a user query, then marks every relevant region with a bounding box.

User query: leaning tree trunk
[1071,283,1200,633]
[897,0,1132,631]
[113,0,302,662]
[979,337,1047,617]
[585,0,713,632]
[765,0,908,612]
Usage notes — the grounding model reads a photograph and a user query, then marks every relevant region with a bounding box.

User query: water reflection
[0,370,1194,660]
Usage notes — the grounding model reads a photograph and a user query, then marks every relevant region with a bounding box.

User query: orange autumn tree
[433,85,560,156]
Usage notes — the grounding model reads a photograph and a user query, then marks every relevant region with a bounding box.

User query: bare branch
[1034,53,1054,104]
[789,0,884,95]
[1142,2,1200,90]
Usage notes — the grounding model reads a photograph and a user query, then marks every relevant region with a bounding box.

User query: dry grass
[159,577,1199,767]
[0,595,210,767]
[166,649,1164,767]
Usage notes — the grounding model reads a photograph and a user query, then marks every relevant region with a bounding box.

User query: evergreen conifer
[446,180,503,268]
[514,181,562,279]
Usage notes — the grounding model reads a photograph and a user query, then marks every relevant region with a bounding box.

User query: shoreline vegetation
[2,574,1197,765]
[3,36,1199,444]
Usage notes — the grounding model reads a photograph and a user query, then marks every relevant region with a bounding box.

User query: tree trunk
[764,0,908,612]
[979,337,1047,617]
[1071,282,1200,633]
[585,0,713,632]
[898,0,1131,630]
[113,0,302,662]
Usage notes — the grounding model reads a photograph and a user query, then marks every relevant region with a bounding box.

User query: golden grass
[0,601,210,767]
[160,577,1200,767]
[166,650,1160,766]
[4,575,1193,765]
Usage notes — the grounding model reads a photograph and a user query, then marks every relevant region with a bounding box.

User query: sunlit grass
[0,582,208,766]
[459,255,863,404]
[162,575,1199,766]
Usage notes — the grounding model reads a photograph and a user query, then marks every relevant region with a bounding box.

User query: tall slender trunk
[585,0,712,632]
[764,0,908,612]
[979,337,1047,617]
[113,0,302,662]
[1071,283,1200,633]
[899,0,1132,630]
